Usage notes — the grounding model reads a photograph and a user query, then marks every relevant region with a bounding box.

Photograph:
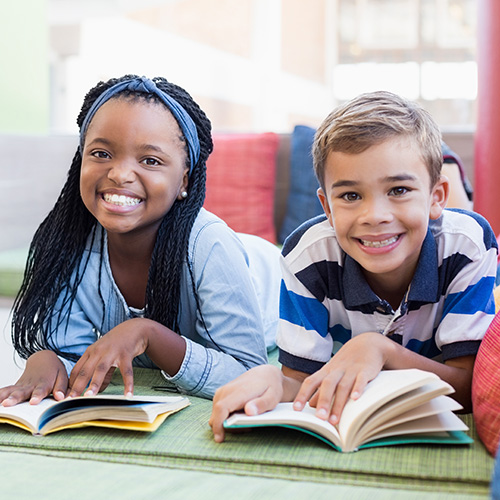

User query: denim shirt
[51,209,279,398]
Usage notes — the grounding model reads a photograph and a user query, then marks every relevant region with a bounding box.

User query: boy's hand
[0,350,68,406]
[293,332,394,425]
[209,365,285,443]
[68,318,150,399]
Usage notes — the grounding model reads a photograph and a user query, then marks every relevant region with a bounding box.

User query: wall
[0,0,49,134]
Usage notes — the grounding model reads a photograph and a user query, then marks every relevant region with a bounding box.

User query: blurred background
[0,0,483,382]
[1,0,476,135]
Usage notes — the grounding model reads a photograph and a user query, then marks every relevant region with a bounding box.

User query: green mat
[0,368,493,498]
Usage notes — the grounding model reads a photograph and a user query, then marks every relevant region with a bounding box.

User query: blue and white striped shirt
[277,209,497,374]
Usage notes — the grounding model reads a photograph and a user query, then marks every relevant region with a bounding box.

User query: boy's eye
[341,192,361,202]
[390,186,409,196]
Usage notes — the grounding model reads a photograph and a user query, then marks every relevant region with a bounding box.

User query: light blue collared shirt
[51,209,280,398]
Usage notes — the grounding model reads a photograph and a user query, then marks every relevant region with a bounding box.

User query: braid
[145,77,213,332]
[11,74,213,360]
[12,152,94,361]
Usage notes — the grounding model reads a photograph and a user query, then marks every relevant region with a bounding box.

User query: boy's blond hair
[312,91,443,191]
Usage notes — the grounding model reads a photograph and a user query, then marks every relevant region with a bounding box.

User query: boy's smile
[318,136,448,304]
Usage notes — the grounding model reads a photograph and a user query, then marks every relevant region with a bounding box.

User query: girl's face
[80,97,189,242]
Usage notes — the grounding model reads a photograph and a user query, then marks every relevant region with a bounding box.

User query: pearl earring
[181,190,188,199]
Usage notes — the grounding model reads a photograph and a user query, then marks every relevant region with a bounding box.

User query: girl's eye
[341,192,361,202]
[390,186,409,196]
[142,157,161,167]
[91,150,110,159]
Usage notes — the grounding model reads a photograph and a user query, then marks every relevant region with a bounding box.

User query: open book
[0,394,189,436]
[224,369,472,452]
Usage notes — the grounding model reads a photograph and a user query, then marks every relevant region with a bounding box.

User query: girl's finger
[119,363,134,397]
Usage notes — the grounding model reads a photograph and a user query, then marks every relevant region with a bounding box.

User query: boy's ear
[429,175,450,220]
[317,187,333,225]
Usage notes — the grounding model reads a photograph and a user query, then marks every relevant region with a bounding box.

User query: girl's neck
[106,231,156,309]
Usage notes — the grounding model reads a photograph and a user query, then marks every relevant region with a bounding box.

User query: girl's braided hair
[12,75,213,362]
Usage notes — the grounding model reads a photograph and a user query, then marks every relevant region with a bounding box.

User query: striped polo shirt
[277,209,498,374]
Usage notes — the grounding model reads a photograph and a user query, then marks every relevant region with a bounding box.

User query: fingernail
[329,414,338,425]
[125,391,133,398]
[293,401,303,411]
[54,391,65,399]
[351,391,360,399]
[214,434,222,443]
[246,402,258,416]
[84,389,94,397]
[317,408,328,419]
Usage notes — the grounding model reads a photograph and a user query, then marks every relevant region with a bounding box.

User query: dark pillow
[278,125,323,244]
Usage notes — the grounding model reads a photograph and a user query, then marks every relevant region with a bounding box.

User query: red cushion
[472,312,500,456]
[204,133,279,243]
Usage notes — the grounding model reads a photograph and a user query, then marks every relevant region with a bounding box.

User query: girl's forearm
[141,319,187,377]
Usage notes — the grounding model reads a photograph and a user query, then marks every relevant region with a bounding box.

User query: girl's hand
[68,318,150,399]
[293,332,394,425]
[0,350,68,406]
[209,364,286,443]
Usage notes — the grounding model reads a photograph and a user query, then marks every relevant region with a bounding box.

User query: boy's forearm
[383,339,474,411]
[281,366,309,402]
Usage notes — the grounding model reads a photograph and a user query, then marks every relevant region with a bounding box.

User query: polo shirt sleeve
[436,216,497,361]
[277,254,334,374]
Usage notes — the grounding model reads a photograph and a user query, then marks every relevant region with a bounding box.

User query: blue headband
[79,76,200,172]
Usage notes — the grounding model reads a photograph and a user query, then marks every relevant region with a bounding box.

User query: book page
[224,403,342,448]
[0,398,59,433]
[357,395,461,444]
[360,411,468,445]
[39,395,189,434]
[338,369,448,445]
[354,381,455,439]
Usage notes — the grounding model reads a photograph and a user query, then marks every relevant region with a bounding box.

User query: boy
[209,91,497,442]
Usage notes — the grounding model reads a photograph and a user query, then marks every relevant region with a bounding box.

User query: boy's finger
[243,387,280,416]
[209,397,233,443]
[312,373,341,420]
[210,383,264,442]
[350,373,370,401]
[293,372,323,410]
[329,377,355,425]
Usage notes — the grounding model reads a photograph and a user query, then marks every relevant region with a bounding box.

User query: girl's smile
[101,191,143,208]
[80,97,189,245]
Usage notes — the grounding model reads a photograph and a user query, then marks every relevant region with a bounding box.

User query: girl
[0,75,280,405]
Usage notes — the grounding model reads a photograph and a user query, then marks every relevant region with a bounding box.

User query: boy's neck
[363,273,411,311]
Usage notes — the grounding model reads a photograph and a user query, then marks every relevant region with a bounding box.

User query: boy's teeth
[103,193,141,206]
[361,235,399,248]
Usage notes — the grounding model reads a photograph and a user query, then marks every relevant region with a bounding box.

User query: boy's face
[317,136,449,297]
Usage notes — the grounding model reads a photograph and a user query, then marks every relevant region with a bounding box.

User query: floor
[0,298,25,387]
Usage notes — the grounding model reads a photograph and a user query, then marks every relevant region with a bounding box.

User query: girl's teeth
[361,235,399,248]
[104,193,141,206]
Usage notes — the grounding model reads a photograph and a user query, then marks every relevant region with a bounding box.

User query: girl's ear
[177,169,189,201]
[429,175,450,220]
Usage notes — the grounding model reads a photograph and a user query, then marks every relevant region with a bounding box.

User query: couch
[0,128,475,297]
